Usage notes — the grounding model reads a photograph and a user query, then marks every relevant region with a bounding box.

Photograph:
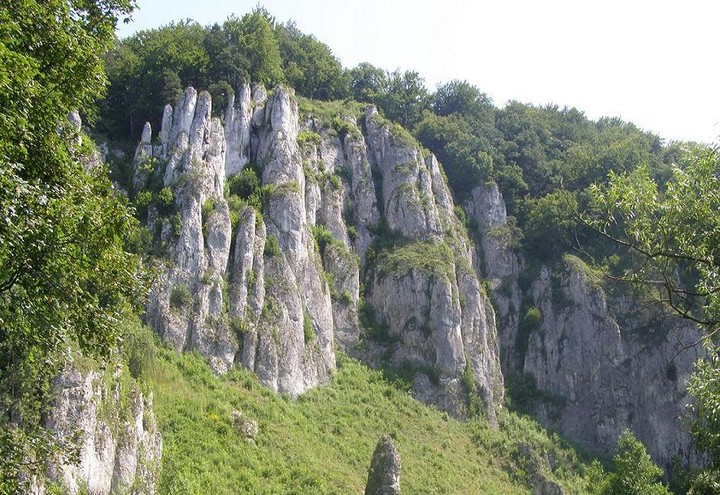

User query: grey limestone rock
[467,182,522,369]
[37,363,161,495]
[365,434,401,495]
[139,87,237,374]
[525,259,701,467]
[468,180,701,466]
[137,86,502,418]
[361,109,503,419]
[224,83,253,176]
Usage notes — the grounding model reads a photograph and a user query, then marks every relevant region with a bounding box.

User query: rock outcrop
[36,363,162,495]
[365,434,401,495]
[468,182,700,466]
[467,182,522,370]
[133,85,504,417]
[361,110,502,418]
[522,257,701,467]
[133,83,700,465]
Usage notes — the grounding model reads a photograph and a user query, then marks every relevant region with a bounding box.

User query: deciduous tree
[0,1,143,490]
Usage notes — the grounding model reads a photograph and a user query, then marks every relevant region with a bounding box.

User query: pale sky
[117,0,720,144]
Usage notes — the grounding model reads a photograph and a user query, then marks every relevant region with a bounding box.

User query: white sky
[117,0,720,144]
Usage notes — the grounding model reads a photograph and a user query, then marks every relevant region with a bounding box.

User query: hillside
[138,323,590,494]
[2,4,714,494]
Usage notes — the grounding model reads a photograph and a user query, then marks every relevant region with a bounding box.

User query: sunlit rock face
[134,85,504,417]
[36,364,162,495]
[134,83,700,464]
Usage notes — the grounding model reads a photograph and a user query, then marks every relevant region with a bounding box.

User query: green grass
[141,331,594,494]
[379,240,456,280]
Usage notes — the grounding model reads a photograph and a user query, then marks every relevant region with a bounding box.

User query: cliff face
[35,363,162,495]
[134,85,503,417]
[524,260,700,467]
[469,184,701,466]
[133,84,700,463]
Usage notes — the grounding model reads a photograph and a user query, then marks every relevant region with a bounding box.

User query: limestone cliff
[134,85,504,417]
[35,363,162,494]
[469,184,701,467]
[523,258,700,467]
[133,83,699,465]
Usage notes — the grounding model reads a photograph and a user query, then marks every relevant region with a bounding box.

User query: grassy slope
[140,335,592,494]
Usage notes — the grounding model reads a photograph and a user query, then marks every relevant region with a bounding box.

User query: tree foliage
[688,344,720,483]
[415,112,494,199]
[0,0,143,490]
[348,62,387,103]
[374,69,430,129]
[276,21,348,100]
[595,431,671,495]
[588,147,720,329]
[99,9,352,139]
[589,145,720,486]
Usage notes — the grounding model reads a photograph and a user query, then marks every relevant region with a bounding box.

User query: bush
[158,187,174,213]
[523,190,580,260]
[122,321,156,380]
[170,284,192,309]
[201,198,217,236]
[303,310,314,343]
[264,235,280,257]
[462,359,481,418]
[134,190,153,218]
[226,168,260,200]
[202,198,216,221]
[522,306,542,329]
[331,117,354,138]
[312,225,335,256]
[599,431,671,495]
[347,225,357,242]
[125,225,153,255]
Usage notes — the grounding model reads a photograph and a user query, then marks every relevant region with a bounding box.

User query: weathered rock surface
[522,258,701,467]
[365,434,401,495]
[137,85,336,397]
[133,83,699,465]
[134,85,504,417]
[467,181,700,466]
[467,182,522,369]
[36,363,161,495]
[362,109,503,419]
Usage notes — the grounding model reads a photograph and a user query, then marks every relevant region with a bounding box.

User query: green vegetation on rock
[380,240,455,279]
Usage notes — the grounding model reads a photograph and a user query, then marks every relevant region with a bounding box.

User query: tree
[415,111,494,200]
[0,1,143,490]
[100,19,209,138]
[225,9,284,87]
[588,147,720,330]
[349,62,388,103]
[601,431,671,495]
[524,190,580,260]
[432,79,494,124]
[276,21,349,100]
[375,70,430,129]
[687,345,720,492]
[589,146,720,487]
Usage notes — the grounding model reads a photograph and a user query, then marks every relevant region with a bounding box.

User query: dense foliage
[98,8,349,138]
[0,0,143,490]
[588,431,671,495]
